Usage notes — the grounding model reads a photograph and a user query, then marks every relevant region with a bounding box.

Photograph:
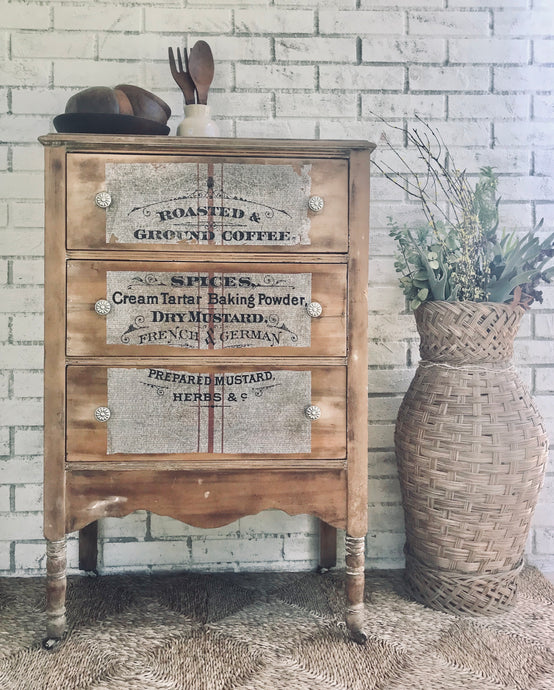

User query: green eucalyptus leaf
[384,129,554,308]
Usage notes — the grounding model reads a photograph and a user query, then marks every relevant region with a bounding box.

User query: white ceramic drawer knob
[305,405,321,421]
[94,191,112,209]
[94,299,112,316]
[308,195,324,213]
[94,407,111,423]
[306,301,322,318]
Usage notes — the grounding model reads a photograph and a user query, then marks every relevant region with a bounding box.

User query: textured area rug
[0,567,553,689]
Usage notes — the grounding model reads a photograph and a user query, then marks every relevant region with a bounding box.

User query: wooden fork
[168,47,196,105]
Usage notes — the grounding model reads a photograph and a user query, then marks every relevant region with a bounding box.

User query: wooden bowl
[113,89,133,116]
[65,87,121,115]
[114,84,171,124]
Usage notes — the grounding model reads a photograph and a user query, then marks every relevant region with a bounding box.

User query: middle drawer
[67,261,347,357]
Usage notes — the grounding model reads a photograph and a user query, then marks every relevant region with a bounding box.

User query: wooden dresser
[39,134,374,646]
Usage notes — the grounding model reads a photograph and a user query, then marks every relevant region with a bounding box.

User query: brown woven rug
[0,566,553,689]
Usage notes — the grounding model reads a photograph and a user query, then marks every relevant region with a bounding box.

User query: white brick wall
[0,1,552,577]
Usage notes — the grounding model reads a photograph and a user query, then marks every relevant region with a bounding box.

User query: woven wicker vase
[395,300,548,615]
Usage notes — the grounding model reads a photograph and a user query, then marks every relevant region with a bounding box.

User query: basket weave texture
[396,301,548,615]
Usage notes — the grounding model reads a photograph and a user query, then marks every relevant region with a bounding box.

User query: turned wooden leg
[43,538,67,649]
[318,520,337,571]
[345,534,367,644]
[79,521,98,573]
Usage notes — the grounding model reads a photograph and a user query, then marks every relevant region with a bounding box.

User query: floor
[2,567,553,690]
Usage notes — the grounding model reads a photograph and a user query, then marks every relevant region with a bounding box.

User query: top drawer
[66,154,349,253]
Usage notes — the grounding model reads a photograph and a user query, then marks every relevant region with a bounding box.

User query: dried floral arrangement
[375,117,554,311]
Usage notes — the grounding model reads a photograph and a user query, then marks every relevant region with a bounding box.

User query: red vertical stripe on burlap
[196,164,202,451]
[220,164,225,452]
[206,162,215,453]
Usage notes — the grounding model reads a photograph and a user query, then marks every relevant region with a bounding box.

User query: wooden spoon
[188,41,214,105]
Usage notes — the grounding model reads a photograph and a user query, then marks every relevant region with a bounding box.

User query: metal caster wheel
[42,637,62,651]
[350,629,368,645]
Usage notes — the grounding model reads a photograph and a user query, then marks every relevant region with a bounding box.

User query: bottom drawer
[66,365,346,462]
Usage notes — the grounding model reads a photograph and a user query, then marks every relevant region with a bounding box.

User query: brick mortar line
[1,4,553,572]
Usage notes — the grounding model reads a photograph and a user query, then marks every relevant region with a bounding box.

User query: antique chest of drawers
[39,134,373,646]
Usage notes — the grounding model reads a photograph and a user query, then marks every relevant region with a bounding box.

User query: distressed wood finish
[67,250,347,265]
[41,135,373,645]
[66,153,348,253]
[66,364,346,462]
[43,145,68,648]
[44,539,67,646]
[346,148,371,539]
[66,260,347,357]
[66,469,347,533]
[39,133,370,156]
[344,148,372,642]
[43,145,67,544]
[345,535,367,644]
